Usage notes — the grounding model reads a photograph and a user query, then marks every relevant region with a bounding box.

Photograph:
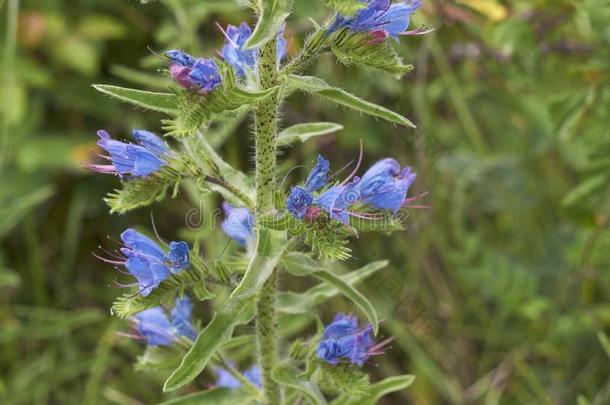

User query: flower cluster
[317,314,391,366]
[165,22,287,91]
[132,296,197,346]
[86,129,169,177]
[221,202,255,247]
[328,0,424,43]
[286,155,418,224]
[97,228,190,296]
[215,365,262,389]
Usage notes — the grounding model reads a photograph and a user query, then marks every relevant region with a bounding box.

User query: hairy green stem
[254,37,282,404]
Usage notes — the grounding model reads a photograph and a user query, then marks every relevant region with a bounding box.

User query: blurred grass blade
[271,363,327,405]
[93,84,178,114]
[282,252,379,334]
[278,122,343,146]
[163,297,255,392]
[285,75,415,128]
[159,387,257,405]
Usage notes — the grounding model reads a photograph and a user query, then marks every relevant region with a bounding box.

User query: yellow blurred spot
[457,0,508,22]
[72,142,98,166]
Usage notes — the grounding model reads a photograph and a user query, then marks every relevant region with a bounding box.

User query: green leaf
[331,375,415,405]
[285,75,415,128]
[111,266,212,319]
[271,363,327,405]
[163,297,255,392]
[244,0,293,50]
[159,387,256,405]
[320,0,364,15]
[104,170,180,214]
[330,33,413,77]
[278,122,343,146]
[92,84,178,114]
[278,260,387,314]
[282,253,379,334]
[230,228,288,299]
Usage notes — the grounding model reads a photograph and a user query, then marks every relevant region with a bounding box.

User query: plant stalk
[254,36,282,404]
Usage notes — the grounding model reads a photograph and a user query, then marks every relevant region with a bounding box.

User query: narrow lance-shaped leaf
[331,375,415,405]
[230,227,288,299]
[92,84,178,114]
[244,0,293,50]
[163,297,255,392]
[271,363,327,405]
[282,252,379,334]
[285,75,415,128]
[278,122,343,146]
[278,260,388,314]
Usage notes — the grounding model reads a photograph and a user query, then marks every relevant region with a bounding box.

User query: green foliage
[330,31,414,77]
[285,74,415,128]
[283,252,379,333]
[163,297,255,392]
[271,362,327,405]
[104,168,181,214]
[92,85,178,114]
[230,227,288,299]
[111,266,213,319]
[319,0,364,15]
[331,375,415,405]
[278,122,343,146]
[244,0,293,50]
[159,387,257,405]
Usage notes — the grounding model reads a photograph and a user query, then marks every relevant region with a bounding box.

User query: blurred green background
[1,0,609,403]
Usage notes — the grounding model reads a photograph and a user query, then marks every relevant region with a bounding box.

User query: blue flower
[314,177,361,224]
[358,158,416,213]
[133,296,197,346]
[328,0,423,41]
[88,130,167,177]
[219,22,288,77]
[134,307,175,346]
[115,228,190,296]
[220,23,258,77]
[221,202,254,247]
[286,186,314,219]
[171,296,197,341]
[215,365,262,389]
[317,314,386,366]
[305,154,330,192]
[188,58,223,92]
[164,49,222,93]
[131,129,169,156]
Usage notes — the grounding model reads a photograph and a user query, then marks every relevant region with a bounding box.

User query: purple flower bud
[164,241,190,273]
[165,50,222,93]
[221,202,255,247]
[358,158,416,213]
